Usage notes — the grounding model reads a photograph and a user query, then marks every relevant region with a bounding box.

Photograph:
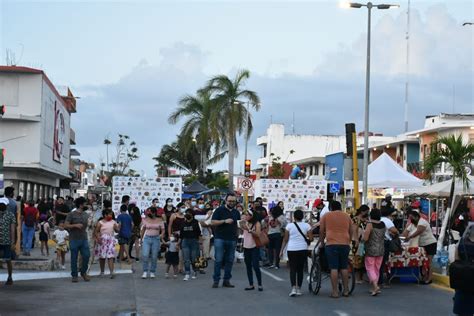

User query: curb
[432,273,453,292]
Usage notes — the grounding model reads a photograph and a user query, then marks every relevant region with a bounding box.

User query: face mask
[170,237,175,242]
[198,204,204,209]
[105,215,113,221]
[180,208,186,214]
[191,201,197,207]
[167,202,173,206]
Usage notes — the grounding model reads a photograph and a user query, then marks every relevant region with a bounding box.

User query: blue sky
[1,0,473,176]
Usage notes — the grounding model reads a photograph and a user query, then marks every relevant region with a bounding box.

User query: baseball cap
[0,197,10,205]
[313,199,324,208]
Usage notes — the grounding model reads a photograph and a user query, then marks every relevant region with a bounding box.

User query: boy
[117,204,133,264]
[53,221,69,269]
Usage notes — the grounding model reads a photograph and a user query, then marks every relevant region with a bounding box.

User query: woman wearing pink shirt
[240,210,263,291]
[140,207,165,279]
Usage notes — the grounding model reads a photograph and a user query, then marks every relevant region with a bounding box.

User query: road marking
[260,268,284,281]
[334,311,350,316]
[0,269,133,282]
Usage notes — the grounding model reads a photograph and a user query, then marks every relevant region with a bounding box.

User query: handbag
[294,222,311,246]
[251,224,269,248]
[449,240,474,293]
[388,236,403,253]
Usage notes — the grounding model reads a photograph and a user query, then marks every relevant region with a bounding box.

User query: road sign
[329,183,340,194]
[241,178,253,190]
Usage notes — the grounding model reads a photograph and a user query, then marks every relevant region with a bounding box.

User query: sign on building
[112,176,182,214]
[52,101,66,163]
[254,179,327,210]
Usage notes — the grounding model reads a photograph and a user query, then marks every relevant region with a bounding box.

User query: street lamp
[342,2,399,203]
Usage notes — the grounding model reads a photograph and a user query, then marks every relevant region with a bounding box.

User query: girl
[94,209,119,278]
[281,209,313,297]
[363,208,386,296]
[141,207,165,279]
[240,210,263,291]
[165,233,180,279]
[180,209,201,281]
[53,221,69,269]
[129,206,142,262]
[168,203,186,273]
[39,214,50,256]
[267,205,287,269]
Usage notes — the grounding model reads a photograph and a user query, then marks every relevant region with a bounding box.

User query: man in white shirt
[379,206,399,286]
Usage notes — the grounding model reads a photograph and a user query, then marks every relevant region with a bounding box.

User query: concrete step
[0,258,56,271]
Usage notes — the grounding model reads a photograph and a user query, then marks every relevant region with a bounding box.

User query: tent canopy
[368,153,423,189]
[183,181,209,194]
[410,176,474,197]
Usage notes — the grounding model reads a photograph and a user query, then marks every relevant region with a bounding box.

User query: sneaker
[99,272,105,277]
[296,289,303,296]
[150,273,156,279]
[183,274,190,281]
[141,272,148,279]
[274,266,280,270]
[5,277,13,285]
[110,273,116,279]
[212,282,219,288]
[72,277,79,283]
[80,273,91,282]
[61,265,66,270]
[222,281,235,288]
[289,288,297,297]
[192,272,197,280]
[268,264,275,269]
[165,273,169,279]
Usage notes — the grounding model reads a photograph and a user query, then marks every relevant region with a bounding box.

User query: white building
[0,66,79,200]
[256,124,395,177]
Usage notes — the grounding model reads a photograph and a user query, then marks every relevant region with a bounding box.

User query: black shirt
[211,206,241,241]
[180,219,201,240]
[55,204,70,223]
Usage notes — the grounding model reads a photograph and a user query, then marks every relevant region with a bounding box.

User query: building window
[263,144,267,158]
[322,163,326,176]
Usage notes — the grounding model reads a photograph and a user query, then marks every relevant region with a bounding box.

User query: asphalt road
[0,259,455,316]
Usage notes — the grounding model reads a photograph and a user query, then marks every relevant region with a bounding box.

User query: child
[39,214,50,256]
[53,221,69,269]
[94,209,119,278]
[165,233,180,279]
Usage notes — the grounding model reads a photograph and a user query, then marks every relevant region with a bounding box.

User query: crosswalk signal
[0,105,5,117]
[244,159,251,178]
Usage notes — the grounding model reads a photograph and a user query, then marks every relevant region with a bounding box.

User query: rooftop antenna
[403,0,411,133]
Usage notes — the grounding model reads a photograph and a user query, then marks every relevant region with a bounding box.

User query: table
[388,246,429,284]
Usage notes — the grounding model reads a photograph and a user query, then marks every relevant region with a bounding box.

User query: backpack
[24,210,36,227]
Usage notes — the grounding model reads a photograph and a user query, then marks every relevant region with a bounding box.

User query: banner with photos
[254,179,327,210]
[112,176,182,214]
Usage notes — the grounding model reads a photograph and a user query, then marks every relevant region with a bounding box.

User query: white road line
[260,268,284,282]
[0,269,133,282]
[334,311,350,316]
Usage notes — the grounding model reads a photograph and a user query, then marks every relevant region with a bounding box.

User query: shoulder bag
[251,223,269,248]
[294,222,311,246]
[449,240,474,293]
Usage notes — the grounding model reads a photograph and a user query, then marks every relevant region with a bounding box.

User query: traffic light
[345,123,355,157]
[0,149,5,169]
[0,105,5,117]
[244,159,251,178]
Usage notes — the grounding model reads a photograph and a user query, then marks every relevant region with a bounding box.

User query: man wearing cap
[0,197,16,285]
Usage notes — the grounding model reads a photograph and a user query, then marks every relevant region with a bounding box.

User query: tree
[168,89,226,177]
[424,134,474,247]
[153,135,201,176]
[109,134,139,176]
[103,137,112,171]
[204,69,260,191]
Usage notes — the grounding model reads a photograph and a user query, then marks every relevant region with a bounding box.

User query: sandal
[370,291,378,296]
[342,292,350,297]
[329,294,339,298]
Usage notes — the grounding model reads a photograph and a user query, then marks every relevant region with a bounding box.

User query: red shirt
[23,206,39,224]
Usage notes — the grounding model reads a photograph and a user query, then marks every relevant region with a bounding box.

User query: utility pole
[404,0,410,132]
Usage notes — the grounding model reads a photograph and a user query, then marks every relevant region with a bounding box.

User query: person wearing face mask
[193,198,207,216]
[169,202,187,273]
[211,193,241,288]
[180,209,202,281]
[94,209,119,278]
[140,207,165,279]
[64,197,92,283]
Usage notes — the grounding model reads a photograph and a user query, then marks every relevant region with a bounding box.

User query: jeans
[142,235,160,273]
[182,238,199,274]
[213,239,236,283]
[70,239,90,277]
[244,247,262,286]
[267,233,283,267]
[22,224,35,253]
[287,250,307,287]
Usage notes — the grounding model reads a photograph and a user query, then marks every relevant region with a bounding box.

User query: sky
[1,0,473,176]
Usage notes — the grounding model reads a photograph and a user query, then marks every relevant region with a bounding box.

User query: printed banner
[112,176,182,214]
[254,179,327,210]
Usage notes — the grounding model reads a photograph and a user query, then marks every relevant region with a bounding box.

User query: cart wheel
[309,259,322,295]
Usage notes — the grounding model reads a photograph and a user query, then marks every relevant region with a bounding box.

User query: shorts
[325,245,350,270]
[423,243,437,256]
[165,251,179,266]
[0,244,13,260]
[118,236,131,245]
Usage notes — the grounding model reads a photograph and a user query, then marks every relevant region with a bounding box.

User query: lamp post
[342,2,399,203]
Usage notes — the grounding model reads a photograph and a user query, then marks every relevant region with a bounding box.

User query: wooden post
[352,133,360,209]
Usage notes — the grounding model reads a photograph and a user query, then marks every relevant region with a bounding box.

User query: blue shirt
[290,166,301,179]
[117,213,132,238]
[211,206,241,241]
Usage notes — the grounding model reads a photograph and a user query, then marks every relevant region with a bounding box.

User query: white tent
[409,176,474,197]
[368,152,423,188]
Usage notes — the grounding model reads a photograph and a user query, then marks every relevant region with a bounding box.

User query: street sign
[241,178,253,190]
[329,183,340,194]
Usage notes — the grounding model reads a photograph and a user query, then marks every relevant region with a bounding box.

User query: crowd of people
[0,185,473,315]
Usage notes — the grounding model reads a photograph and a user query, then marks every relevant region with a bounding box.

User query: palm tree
[168,90,226,177]
[424,134,474,247]
[204,69,260,191]
[104,137,112,171]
